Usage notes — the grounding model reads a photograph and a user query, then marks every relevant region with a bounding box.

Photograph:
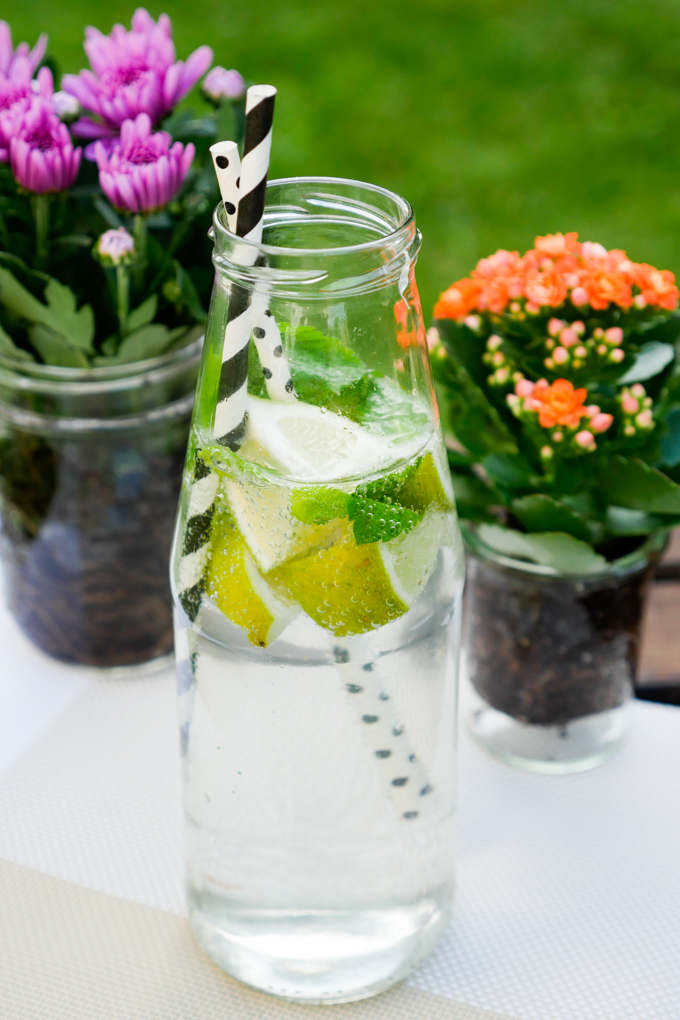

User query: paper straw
[209,140,240,232]
[187,90,435,821]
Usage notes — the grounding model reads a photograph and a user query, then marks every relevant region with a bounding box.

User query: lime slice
[223,475,342,573]
[240,396,409,482]
[393,450,455,512]
[206,513,298,647]
[270,513,444,636]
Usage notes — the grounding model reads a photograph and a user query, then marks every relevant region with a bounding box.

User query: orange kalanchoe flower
[433,233,679,320]
[526,379,589,429]
[433,277,482,319]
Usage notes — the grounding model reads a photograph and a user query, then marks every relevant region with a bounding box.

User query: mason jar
[171,178,464,1002]
[463,521,666,773]
[0,339,201,669]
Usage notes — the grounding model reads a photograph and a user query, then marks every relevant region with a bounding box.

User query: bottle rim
[211,175,415,259]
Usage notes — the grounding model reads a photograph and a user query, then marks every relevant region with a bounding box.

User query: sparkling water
[175,545,462,1002]
[172,425,463,1001]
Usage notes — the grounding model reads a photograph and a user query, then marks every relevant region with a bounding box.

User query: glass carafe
[170,177,464,1003]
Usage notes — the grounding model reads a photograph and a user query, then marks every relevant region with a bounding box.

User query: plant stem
[116,264,130,340]
[33,195,50,270]
[132,213,148,295]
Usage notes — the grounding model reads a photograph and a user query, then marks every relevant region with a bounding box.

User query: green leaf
[512,494,592,542]
[0,321,34,362]
[348,495,422,544]
[476,523,608,574]
[29,325,89,368]
[483,452,535,489]
[451,472,497,520]
[432,356,518,458]
[661,406,680,467]
[291,487,349,525]
[102,324,187,365]
[600,456,680,514]
[606,505,680,535]
[43,279,95,353]
[618,341,675,384]
[93,196,123,229]
[126,294,158,334]
[290,483,423,544]
[434,317,487,387]
[0,267,94,354]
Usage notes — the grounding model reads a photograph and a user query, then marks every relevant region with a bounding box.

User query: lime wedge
[393,450,455,512]
[270,513,444,636]
[224,475,342,573]
[206,513,298,647]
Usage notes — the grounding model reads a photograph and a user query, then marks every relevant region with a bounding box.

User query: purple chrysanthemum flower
[95,113,195,214]
[0,20,47,78]
[62,8,212,147]
[0,65,53,162]
[9,98,82,193]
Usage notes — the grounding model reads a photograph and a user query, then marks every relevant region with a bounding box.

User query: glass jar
[0,339,201,669]
[171,178,464,1003]
[463,522,667,773]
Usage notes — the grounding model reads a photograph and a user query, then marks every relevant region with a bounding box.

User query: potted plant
[431,232,680,772]
[0,12,247,668]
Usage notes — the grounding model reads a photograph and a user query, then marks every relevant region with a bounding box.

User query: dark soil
[0,423,188,667]
[464,554,658,726]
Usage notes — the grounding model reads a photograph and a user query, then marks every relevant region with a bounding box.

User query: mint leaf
[127,294,157,334]
[291,487,349,525]
[348,495,422,545]
[512,494,592,542]
[290,482,423,544]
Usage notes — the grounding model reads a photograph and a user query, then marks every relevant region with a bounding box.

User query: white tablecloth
[1,600,679,1020]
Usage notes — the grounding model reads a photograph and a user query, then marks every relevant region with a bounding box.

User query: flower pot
[0,339,201,669]
[462,522,667,773]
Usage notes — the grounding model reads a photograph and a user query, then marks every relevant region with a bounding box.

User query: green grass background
[6,0,680,316]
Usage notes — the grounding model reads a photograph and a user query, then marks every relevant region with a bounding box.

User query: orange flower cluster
[434,233,679,320]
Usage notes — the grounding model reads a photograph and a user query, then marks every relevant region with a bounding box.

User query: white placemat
[1,602,679,1019]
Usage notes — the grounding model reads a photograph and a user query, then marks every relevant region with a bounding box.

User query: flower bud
[604,327,623,344]
[630,383,646,398]
[591,413,613,433]
[571,287,589,306]
[95,227,135,266]
[634,294,647,309]
[624,425,636,436]
[541,446,553,459]
[552,431,563,442]
[202,66,245,103]
[464,314,481,330]
[515,378,535,398]
[486,334,503,351]
[560,328,578,347]
[621,395,639,414]
[636,410,653,428]
[575,345,587,358]
[609,348,625,363]
[548,317,563,336]
[572,321,585,335]
[575,430,595,449]
[553,347,569,364]
[52,90,81,123]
